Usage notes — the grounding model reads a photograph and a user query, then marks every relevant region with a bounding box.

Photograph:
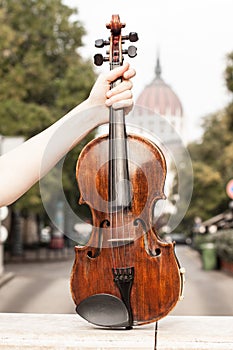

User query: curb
[0,272,15,288]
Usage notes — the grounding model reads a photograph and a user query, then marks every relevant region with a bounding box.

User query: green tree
[181,50,233,231]
[0,0,96,213]
[225,52,233,94]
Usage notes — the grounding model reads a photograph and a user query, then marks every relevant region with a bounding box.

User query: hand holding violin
[88,62,136,118]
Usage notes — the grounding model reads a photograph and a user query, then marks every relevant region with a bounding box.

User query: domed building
[130,57,184,145]
[127,57,186,225]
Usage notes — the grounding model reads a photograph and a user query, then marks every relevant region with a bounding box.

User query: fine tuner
[94,29,139,66]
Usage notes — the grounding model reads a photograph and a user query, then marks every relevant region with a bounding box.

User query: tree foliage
[0,0,96,213]
[225,52,233,94]
[182,51,233,229]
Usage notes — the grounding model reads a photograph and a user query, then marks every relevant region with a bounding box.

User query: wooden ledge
[0,314,232,349]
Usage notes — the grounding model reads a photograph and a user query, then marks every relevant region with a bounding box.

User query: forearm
[0,63,135,207]
[0,101,107,207]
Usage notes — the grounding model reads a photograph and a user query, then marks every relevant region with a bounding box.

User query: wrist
[84,97,109,126]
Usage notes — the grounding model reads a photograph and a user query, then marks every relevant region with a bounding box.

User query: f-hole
[134,218,161,257]
[87,219,109,258]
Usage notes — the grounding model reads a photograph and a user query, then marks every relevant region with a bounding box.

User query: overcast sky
[64,0,233,142]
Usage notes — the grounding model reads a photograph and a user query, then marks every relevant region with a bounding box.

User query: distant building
[129,57,184,145]
[127,57,186,226]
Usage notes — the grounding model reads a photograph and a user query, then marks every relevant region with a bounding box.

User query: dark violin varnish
[70,15,183,328]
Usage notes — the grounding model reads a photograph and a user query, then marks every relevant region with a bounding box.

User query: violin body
[70,134,182,327]
[70,15,183,328]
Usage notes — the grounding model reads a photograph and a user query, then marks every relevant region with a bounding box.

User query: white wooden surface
[0,314,232,349]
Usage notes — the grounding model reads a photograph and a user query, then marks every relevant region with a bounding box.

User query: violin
[70,15,184,329]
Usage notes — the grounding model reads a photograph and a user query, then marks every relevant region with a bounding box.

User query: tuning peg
[94,54,109,66]
[94,54,104,66]
[122,32,139,43]
[95,39,110,48]
[127,46,137,58]
[128,32,139,42]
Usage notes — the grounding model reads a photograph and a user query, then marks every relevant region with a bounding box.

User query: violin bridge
[108,237,134,247]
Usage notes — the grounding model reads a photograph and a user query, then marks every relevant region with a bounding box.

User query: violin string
[115,107,120,267]
[110,67,120,268]
[125,129,131,269]
[109,119,114,268]
[120,107,127,269]
[110,104,116,269]
[122,113,127,268]
[109,64,116,268]
[120,134,125,268]
[113,107,117,266]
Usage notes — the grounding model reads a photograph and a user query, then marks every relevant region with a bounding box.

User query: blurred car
[164,232,187,244]
[40,226,51,243]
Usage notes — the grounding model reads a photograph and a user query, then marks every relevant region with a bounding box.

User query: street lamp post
[0,207,8,275]
[0,136,9,275]
[229,200,233,228]
[0,135,25,271]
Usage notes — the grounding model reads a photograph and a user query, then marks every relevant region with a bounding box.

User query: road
[0,245,233,316]
[172,245,233,316]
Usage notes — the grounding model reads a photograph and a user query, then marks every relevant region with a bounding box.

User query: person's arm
[0,63,135,207]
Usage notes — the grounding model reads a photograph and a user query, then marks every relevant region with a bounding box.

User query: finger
[106,80,133,98]
[105,63,130,83]
[123,67,136,80]
[111,99,134,112]
[105,90,133,107]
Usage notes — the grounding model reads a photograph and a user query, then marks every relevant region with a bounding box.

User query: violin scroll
[94,14,138,66]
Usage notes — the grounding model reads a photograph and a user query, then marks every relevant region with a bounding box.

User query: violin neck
[109,74,131,211]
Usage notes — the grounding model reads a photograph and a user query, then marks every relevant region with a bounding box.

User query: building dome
[136,58,183,117]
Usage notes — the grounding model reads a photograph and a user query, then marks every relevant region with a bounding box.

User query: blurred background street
[0,0,233,324]
[1,245,233,316]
